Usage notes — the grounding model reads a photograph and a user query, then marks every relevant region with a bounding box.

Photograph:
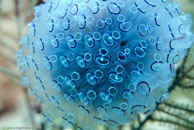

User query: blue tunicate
[64,76,77,88]
[119,102,128,110]
[63,18,70,30]
[96,18,106,29]
[16,0,193,129]
[76,56,86,68]
[60,56,70,68]
[117,50,128,62]
[94,70,103,79]
[86,72,97,85]
[103,33,115,47]
[87,90,96,100]
[71,72,80,81]
[108,72,124,83]
[93,32,101,41]
[108,2,121,14]
[95,55,110,66]
[84,53,92,62]
[122,90,134,99]
[134,46,146,57]
[67,35,76,48]
[137,81,150,95]
[78,92,89,105]
[108,87,117,96]
[100,92,113,103]
[138,24,148,36]
[85,34,95,48]
[119,21,132,32]
[112,31,121,40]
[115,65,124,74]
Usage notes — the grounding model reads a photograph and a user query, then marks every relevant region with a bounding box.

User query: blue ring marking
[45,56,52,70]
[86,72,97,85]
[26,58,30,69]
[52,80,62,91]
[108,2,121,15]
[48,2,53,12]
[56,106,65,112]
[31,59,38,71]
[94,116,102,121]
[118,21,132,32]
[144,0,156,7]
[29,86,39,99]
[156,37,161,51]
[96,105,107,112]
[103,33,115,47]
[40,38,45,51]
[41,113,52,122]
[64,92,75,103]
[78,105,90,114]
[67,35,77,48]
[44,93,51,101]
[170,64,173,74]
[71,4,79,15]
[122,89,134,99]
[61,9,68,18]
[135,2,146,13]
[107,119,119,125]
[79,14,86,29]
[130,68,143,79]
[96,18,106,30]
[175,7,181,14]
[144,110,151,114]
[91,2,100,14]
[95,55,110,66]
[63,18,71,31]
[108,72,124,83]
[76,55,87,68]
[64,75,77,88]
[173,54,179,64]
[100,91,112,103]
[165,7,173,18]
[168,25,175,38]
[169,39,175,50]
[48,19,54,32]
[34,72,45,91]
[32,43,35,54]
[117,50,128,62]
[52,35,60,48]
[133,46,146,58]
[108,87,117,96]
[85,34,95,48]
[32,23,36,36]
[51,95,60,105]
[132,105,146,110]
[60,55,70,67]
[112,106,125,114]
[61,117,74,126]
[166,53,170,63]
[99,48,108,56]
[154,13,161,26]
[150,61,163,72]
[137,24,148,37]
[53,0,60,9]
[137,81,150,95]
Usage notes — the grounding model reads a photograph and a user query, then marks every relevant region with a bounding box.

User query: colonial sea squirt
[16,0,193,129]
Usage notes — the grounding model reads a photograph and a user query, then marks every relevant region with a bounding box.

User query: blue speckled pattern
[16,0,193,129]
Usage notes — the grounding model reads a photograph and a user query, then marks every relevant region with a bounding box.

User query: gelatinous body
[16,0,193,129]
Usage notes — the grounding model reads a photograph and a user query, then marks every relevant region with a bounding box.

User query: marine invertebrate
[16,0,193,129]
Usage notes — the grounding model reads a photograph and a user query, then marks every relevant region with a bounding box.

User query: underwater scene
[0,0,194,130]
